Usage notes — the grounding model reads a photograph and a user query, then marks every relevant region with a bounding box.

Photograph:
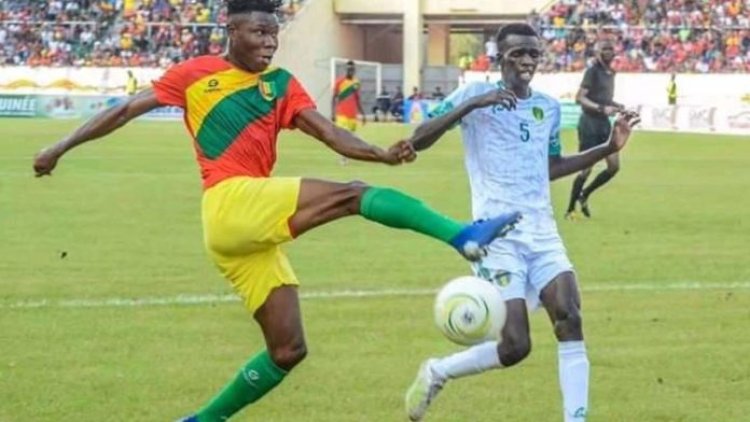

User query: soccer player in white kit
[403,24,641,422]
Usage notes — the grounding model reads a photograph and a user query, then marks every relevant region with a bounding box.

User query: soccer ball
[434,276,507,346]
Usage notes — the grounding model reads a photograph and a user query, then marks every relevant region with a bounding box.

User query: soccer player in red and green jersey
[332,60,366,132]
[32,0,521,420]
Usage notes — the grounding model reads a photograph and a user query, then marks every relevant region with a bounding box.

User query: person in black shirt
[566,40,625,219]
[373,87,392,122]
[431,86,446,101]
[390,86,405,122]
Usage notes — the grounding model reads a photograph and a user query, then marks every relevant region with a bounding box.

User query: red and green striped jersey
[333,76,360,119]
[151,55,316,189]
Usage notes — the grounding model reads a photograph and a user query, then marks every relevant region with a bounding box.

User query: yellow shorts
[335,115,358,132]
[202,176,301,314]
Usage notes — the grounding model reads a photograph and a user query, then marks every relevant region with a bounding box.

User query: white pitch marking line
[2,282,749,310]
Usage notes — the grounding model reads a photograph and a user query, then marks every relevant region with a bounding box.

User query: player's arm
[575,68,620,115]
[549,111,640,180]
[575,87,598,114]
[575,87,620,115]
[331,84,338,121]
[294,108,414,165]
[33,89,162,177]
[408,87,517,152]
[576,87,623,115]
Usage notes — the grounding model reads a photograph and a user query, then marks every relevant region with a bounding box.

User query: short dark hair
[346,60,355,67]
[227,0,283,16]
[496,23,539,46]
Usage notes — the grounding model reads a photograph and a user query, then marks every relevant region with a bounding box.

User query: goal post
[330,57,383,118]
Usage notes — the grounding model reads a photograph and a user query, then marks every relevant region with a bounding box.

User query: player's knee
[498,333,531,367]
[608,165,620,176]
[269,339,308,371]
[343,181,370,214]
[554,303,583,340]
[347,180,369,190]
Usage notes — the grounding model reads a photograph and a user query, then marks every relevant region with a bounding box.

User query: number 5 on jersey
[520,122,530,142]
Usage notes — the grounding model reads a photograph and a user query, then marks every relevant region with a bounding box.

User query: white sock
[430,341,502,381]
[558,341,589,421]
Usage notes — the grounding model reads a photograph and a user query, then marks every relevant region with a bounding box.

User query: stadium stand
[532,0,750,73]
[464,0,749,73]
[0,0,747,72]
[0,0,305,67]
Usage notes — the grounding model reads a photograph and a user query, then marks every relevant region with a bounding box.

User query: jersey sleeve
[549,100,562,158]
[280,76,316,129]
[428,82,478,127]
[151,61,191,107]
[580,66,595,90]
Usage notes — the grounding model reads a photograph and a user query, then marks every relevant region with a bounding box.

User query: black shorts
[577,115,612,151]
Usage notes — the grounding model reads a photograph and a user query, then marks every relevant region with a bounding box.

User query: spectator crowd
[1,0,748,72]
[461,0,749,73]
[0,0,304,67]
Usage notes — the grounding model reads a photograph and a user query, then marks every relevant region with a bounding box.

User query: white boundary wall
[463,71,750,136]
[0,66,164,95]
[1,67,748,135]
[2,67,748,106]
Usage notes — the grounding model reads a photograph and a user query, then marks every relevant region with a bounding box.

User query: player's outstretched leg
[566,168,591,220]
[540,272,589,422]
[579,153,620,218]
[288,180,521,261]
[405,300,531,421]
[179,287,305,422]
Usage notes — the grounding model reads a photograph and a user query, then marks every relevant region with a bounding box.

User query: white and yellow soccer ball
[434,276,507,346]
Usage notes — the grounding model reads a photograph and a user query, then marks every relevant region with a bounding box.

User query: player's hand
[471,88,517,110]
[381,140,417,165]
[602,105,620,116]
[33,146,62,177]
[608,110,641,152]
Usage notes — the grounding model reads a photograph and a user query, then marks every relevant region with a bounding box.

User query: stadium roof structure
[335,0,551,32]
[338,15,527,34]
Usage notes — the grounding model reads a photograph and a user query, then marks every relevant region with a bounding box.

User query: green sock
[359,187,464,244]
[196,350,286,422]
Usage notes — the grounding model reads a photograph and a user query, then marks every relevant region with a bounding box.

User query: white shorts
[472,236,574,310]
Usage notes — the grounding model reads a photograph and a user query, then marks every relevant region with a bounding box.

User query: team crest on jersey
[260,81,277,101]
[204,78,221,93]
[532,106,545,122]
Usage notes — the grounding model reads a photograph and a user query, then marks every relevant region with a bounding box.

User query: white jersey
[431,81,563,243]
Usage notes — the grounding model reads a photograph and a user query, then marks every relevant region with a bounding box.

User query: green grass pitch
[1,119,749,421]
